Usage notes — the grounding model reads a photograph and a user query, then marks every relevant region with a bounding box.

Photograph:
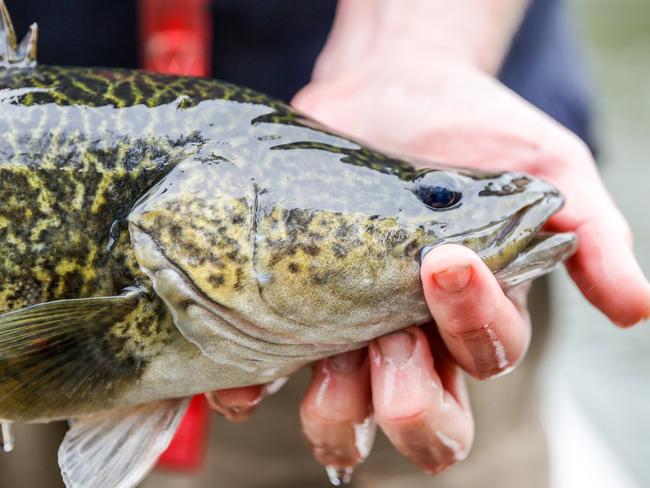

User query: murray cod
[0,3,576,488]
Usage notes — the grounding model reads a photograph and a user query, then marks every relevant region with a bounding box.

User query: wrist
[319,0,529,77]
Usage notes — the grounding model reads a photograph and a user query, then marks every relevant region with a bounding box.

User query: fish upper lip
[476,191,565,273]
[494,192,563,248]
[506,191,575,262]
[492,191,577,286]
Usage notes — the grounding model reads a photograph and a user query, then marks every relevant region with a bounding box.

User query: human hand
[207,0,650,477]
[293,50,650,327]
[286,35,649,475]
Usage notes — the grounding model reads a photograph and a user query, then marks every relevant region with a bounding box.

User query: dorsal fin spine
[0,0,38,68]
[16,23,38,62]
[0,0,17,50]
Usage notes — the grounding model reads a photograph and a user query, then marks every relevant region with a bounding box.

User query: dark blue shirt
[9,0,595,149]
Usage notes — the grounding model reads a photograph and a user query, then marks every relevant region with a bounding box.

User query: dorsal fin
[0,0,38,68]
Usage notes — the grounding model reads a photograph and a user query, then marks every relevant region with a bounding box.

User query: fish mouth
[481,192,577,288]
[494,231,577,288]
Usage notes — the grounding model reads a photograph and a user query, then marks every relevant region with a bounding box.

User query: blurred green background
[548,0,650,485]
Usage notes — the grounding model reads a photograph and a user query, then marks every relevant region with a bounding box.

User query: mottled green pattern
[0,66,442,315]
[0,66,432,419]
[0,65,574,421]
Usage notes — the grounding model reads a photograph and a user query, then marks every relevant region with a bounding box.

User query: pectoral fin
[59,398,190,488]
[0,291,158,421]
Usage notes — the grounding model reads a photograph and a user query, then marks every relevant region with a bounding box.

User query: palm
[293,58,650,325]
[207,54,650,478]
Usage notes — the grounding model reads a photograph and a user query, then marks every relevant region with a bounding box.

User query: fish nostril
[511,176,531,189]
[479,176,529,197]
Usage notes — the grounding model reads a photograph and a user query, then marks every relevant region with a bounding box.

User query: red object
[139,0,213,77]
[139,0,213,472]
[157,395,211,471]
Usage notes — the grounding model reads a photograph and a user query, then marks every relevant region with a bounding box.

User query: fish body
[0,63,576,420]
[0,3,577,486]
[0,65,439,420]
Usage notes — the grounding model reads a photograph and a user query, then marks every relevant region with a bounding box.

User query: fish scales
[0,66,437,420]
[0,68,576,421]
[0,66,419,308]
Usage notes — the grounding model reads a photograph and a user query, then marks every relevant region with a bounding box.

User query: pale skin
[206,0,650,475]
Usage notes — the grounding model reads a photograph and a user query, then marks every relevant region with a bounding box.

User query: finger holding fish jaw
[421,244,532,379]
[529,135,650,326]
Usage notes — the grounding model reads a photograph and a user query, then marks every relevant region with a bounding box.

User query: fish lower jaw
[494,231,577,288]
[479,192,569,277]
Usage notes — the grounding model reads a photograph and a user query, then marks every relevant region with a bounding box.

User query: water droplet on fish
[264,376,288,395]
[325,465,353,486]
[1,422,14,453]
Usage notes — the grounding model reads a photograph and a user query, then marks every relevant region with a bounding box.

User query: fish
[0,2,577,487]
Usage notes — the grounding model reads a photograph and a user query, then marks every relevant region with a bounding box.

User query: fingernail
[433,265,473,293]
[377,332,416,365]
[223,406,244,420]
[328,349,366,374]
[325,466,354,486]
[223,402,260,421]
[419,245,434,264]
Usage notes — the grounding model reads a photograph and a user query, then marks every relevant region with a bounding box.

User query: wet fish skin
[0,65,574,422]
[0,3,580,486]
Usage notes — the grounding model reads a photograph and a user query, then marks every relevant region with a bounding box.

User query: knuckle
[377,407,430,426]
[447,319,528,380]
[443,308,498,338]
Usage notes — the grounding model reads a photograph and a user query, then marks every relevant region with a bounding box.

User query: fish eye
[414,172,462,209]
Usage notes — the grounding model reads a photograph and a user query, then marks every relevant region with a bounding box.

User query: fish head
[126,155,576,367]
[411,167,577,286]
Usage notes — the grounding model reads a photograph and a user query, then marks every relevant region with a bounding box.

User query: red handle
[157,395,210,471]
[139,0,213,77]
[138,0,214,472]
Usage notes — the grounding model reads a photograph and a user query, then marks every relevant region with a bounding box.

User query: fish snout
[479,172,557,197]
[527,175,564,216]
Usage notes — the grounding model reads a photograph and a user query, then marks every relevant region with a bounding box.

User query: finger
[370,326,473,474]
[538,139,650,326]
[300,349,374,471]
[420,244,531,379]
[567,216,650,326]
[205,384,266,423]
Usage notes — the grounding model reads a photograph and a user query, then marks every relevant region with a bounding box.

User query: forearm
[317,0,530,77]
